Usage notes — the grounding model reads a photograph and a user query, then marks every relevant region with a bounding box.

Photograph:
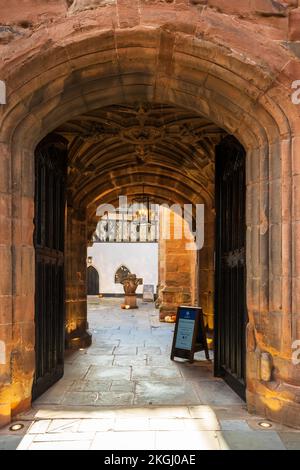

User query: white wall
[87,243,158,294]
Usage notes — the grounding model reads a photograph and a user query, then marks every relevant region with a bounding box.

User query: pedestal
[65,326,92,350]
[124,294,138,309]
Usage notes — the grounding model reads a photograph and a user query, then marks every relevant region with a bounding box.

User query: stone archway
[0,2,300,429]
[87,265,100,295]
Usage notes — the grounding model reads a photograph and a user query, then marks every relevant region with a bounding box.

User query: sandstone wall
[0,0,300,428]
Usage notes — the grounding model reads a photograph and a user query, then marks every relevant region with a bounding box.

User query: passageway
[5,299,298,450]
[33,298,238,408]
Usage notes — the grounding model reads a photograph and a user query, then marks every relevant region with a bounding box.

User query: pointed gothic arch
[87,265,100,295]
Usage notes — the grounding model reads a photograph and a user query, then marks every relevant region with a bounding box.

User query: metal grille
[92,218,159,243]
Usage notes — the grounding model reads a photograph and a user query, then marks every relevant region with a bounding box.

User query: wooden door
[32,134,68,400]
[214,136,247,400]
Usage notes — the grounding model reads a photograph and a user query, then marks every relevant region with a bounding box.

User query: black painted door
[214,136,247,400]
[32,134,68,400]
[87,266,100,295]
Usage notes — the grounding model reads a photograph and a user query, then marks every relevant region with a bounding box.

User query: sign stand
[143,284,155,302]
[170,306,210,363]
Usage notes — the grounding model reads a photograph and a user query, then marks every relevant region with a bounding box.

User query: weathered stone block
[0,195,12,245]
[270,224,282,277]
[253,0,288,17]
[0,247,12,296]
[293,175,300,221]
[0,144,11,193]
[267,311,283,351]
[289,8,300,41]
[0,403,11,428]
[260,352,273,381]
[68,0,116,14]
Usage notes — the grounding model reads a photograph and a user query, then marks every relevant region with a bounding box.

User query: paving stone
[132,366,182,381]
[110,380,135,392]
[0,435,23,450]
[278,432,300,450]
[91,431,156,450]
[176,362,216,381]
[149,418,186,431]
[64,351,81,364]
[221,431,286,450]
[137,347,162,355]
[96,392,134,407]
[155,430,222,450]
[114,346,137,355]
[146,356,175,366]
[113,418,150,431]
[47,419,81,433]
[75,355,114,366]
[183,417,220,431]
[86,365,131,381]
[220,419,251,431]
[78,419,115,432]
[60,390,135,407]
[61,392,101,406]
[63,364,91,380]
[28,441,91,450]
[193,381,244,405]
[188,405,223,419]
[113,355,146,366]
[34,388,66,405]
[28,420,51,434]
[134,380,200,406]
[70,380,111,392]
[16,435,36,450]
[212,405,253,421]
[84,347,116,355]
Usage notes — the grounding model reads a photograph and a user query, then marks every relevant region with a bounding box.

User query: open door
[214,136,247,400]
[32,135,68,400]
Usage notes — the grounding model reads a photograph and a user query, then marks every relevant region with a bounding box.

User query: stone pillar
[198,211,215,337]
[159,207,197,321]
[0,144,35,426]
[245,139,300,428]
[65,206,92,349]
[0,143,13,427]
[289,7,300,41]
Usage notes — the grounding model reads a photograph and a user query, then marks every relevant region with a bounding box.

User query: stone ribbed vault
[58,103,223,212]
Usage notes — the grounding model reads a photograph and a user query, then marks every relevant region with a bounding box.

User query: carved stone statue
[121,274,143,309]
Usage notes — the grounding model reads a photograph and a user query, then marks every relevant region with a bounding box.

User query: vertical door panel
[32,135,68,400]
[214,136,247,400]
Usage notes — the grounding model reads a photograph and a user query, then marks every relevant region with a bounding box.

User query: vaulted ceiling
[57,103,226,217]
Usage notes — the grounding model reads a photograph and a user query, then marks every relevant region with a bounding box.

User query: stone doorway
[1,9,299,429]
[30,102,248,406]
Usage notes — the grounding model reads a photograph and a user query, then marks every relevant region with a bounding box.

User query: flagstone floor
[1,298,300,450]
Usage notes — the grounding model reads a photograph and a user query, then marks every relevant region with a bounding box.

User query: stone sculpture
[121,274,143,309]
